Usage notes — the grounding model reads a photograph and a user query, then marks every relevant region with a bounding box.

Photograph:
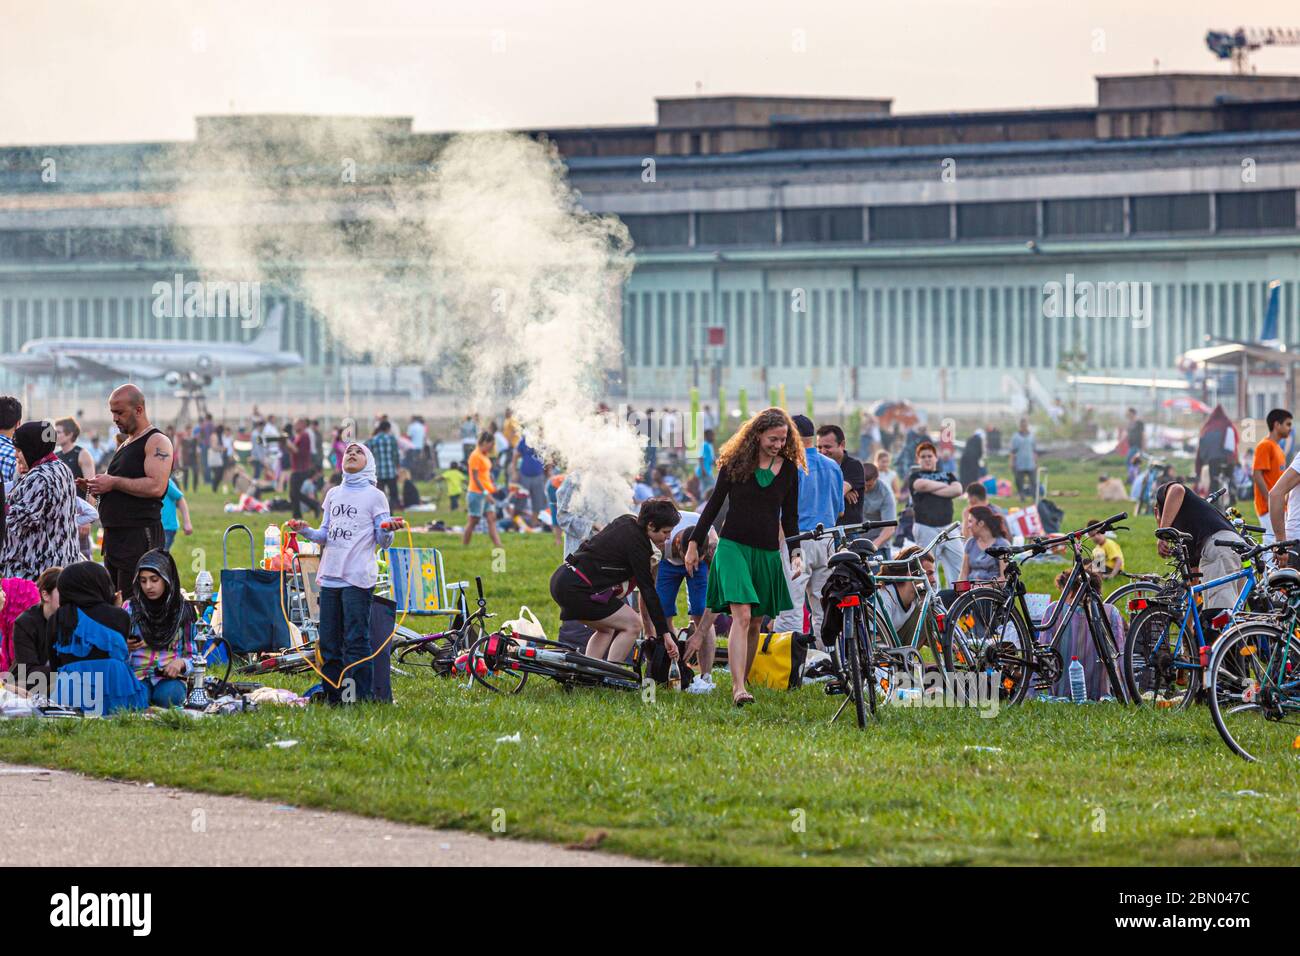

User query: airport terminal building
[2,72,1300,413]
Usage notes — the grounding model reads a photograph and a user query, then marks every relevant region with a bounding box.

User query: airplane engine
[164,371,182,386]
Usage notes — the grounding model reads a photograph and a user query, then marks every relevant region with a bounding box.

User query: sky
[3,0,1300,145]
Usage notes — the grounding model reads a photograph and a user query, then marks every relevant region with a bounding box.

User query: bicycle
[942,512,1132,705]
[1122,529,1290,708]
[1206,567,1300,761]
[1133,455,1167,516]
[790,518,902,728]
[391,575,493,677]
[467,629,644,694]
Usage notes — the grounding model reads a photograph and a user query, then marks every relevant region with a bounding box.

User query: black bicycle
[392,576,493,676]
[467,630,644,694]
[790,518,902,728]
[942,512,1132,705]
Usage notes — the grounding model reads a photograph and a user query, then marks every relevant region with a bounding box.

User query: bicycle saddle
[985,546,1012,559]
[1213,536,1253,556]
[828,549,866,567]
[1155,527,1192,543]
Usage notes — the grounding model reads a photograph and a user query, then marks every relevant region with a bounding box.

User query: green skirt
[705,537,793,619]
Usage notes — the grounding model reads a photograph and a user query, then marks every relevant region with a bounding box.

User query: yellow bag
[746,631,809,690]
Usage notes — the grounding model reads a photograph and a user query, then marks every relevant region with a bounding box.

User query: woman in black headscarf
[50,561,147,713]
[126,549,197,707]
[0,421,82,580]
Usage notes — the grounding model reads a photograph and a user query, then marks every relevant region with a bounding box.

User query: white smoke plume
[165,121,644,524]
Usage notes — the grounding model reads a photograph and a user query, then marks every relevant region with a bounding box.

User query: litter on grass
[495,732,522,744]
[964,745,1004,753]
[268,739,300,749]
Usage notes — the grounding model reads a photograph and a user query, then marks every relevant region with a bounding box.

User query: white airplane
[0,304,303,384]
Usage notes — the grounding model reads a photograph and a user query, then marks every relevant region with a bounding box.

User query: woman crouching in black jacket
[549,497,680,663]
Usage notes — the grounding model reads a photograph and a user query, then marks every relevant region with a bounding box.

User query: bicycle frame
[1143,561,1259,674]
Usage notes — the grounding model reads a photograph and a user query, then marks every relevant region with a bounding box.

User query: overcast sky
[4,0,1300,145]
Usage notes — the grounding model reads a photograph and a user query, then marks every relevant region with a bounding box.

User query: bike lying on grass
[942,512,1132,705]
[466,630,646,694]
[390,576,493,675]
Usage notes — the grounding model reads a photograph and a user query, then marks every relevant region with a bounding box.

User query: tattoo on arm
[153,448,171,460]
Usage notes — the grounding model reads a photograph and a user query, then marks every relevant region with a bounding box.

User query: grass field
[1,451,1298,866]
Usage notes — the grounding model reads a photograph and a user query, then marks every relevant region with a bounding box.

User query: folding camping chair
[385,547,470,622]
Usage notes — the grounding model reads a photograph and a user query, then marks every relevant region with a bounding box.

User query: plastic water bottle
[1068,656,1087,704]
[194,570,214,603]
[263,524,282,563]
[667,658,682,691]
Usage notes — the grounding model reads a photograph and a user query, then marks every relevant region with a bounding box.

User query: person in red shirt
[288,418,319,520]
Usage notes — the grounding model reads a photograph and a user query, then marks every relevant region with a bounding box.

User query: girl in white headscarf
[287,442,404,704]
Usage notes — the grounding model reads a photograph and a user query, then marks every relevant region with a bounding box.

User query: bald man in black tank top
[86,385,175,597]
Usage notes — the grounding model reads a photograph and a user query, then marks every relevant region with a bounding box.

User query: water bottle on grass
[1068,656,1087,704]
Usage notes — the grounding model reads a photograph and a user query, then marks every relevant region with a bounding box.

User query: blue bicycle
[1122,527,1294,708]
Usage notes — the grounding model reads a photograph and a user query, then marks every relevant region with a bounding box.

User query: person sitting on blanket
[50,561,148,714]
[126,549,197,708]
[1038,569,1125,701]
[287,442,404,705]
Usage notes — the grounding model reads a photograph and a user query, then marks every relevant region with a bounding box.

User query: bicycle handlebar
[787,519,897,545]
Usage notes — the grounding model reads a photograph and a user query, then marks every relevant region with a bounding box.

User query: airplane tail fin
[1260,280,1281,346]
[251,303,285,352]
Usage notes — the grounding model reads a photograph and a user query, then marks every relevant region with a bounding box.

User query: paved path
[0,763,658,866]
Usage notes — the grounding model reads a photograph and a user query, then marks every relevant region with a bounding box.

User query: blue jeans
[164,529,177,551]
[318,585,374,704]
[151,678,187,708]
[655,559,708,620]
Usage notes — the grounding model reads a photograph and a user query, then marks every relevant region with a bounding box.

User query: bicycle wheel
[467,633,529,694]
[841,607,868,729]
[1208,623,1300,761]
[1121,605,1198,708]
[942,589,1035,705]
[1105,580,1161,630]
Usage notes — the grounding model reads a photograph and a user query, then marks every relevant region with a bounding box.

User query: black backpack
[641,631,695,686]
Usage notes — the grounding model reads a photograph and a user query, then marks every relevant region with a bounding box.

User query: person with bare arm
[86,384,174,598]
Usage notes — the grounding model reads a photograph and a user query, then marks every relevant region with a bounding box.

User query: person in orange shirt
[462,432,503,548]
[1253,408,1292,553]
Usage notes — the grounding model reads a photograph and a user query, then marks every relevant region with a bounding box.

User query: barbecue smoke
[165,122,644,524]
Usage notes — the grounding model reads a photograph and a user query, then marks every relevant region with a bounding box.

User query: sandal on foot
[733,692,755,707]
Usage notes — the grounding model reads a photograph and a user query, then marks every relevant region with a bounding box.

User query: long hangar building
[2,71,1300,408]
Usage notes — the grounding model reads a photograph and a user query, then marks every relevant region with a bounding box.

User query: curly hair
[716,407,807,483]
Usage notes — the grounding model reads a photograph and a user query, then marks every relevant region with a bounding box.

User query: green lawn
[1,454,1298,866]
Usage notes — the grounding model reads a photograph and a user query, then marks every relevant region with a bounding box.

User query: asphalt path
[0,763,658,866]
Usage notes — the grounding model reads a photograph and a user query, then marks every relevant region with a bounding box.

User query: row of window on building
[623,280,1297,371]
[620,190,1297,248]
[0,190,1293,264]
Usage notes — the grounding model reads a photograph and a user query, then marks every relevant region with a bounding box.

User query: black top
[907,468,959,527]
[1155,483,1234,565]
[98,428,163,528]
[959,434,984,487]
[1127,419,1145,452]
[10,604,52,689]
[565,514,670,636]
[838,454,866,524]
[58,445,87,499]
[691,458,800,553]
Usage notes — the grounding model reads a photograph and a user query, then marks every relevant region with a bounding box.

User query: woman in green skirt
[685,407,806,705]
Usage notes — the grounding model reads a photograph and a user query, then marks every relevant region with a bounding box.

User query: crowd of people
[0,385,407,714]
